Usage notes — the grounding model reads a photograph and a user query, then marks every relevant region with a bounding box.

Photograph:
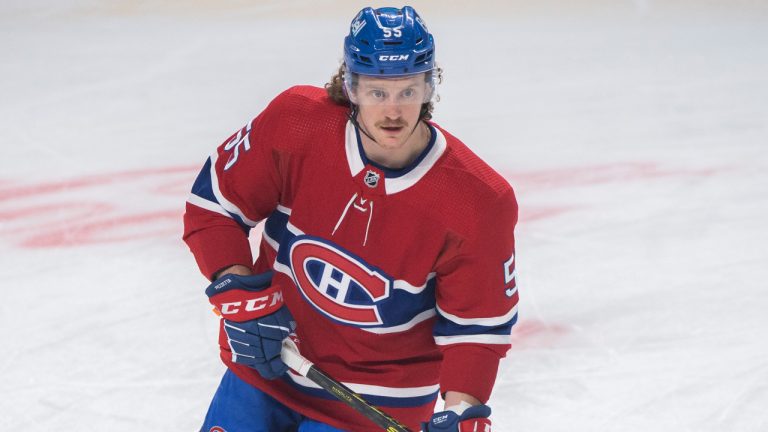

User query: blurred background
[1,1,767,430]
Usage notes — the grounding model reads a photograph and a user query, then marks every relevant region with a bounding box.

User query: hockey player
[184,6,518,432]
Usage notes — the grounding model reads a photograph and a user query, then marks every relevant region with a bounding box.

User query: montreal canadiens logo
[289,237,391,326]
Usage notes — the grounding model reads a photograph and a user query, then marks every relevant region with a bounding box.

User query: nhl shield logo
[364,170,380,188]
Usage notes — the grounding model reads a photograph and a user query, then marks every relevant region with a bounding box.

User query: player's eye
[401,88,415,98]
[370,90,386,99]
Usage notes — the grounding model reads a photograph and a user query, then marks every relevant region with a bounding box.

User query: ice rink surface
[1,0,767,430]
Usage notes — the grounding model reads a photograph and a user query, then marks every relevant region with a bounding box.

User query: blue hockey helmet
[343,6,435,77]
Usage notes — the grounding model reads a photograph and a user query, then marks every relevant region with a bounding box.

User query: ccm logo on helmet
[379,54,409,62]
[289,237,391,326]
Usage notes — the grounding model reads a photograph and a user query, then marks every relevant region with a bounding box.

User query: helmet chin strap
[347,105,423,152]
[347,105,376,143]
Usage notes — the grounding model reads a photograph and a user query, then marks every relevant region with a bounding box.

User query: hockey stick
[280,338,413,432]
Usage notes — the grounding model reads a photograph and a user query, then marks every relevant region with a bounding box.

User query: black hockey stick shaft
[306,366,412,432]
[281,338,412,432]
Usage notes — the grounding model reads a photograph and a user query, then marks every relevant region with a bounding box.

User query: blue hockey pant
[202,369,345,432]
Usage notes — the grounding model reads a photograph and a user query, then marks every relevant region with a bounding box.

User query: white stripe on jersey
[276,203,292,215]
[286,220,304,236]
[360,309,436,334]
[385,127,447,195]
[209,151,259,227]
[186,193,231,217]
[436,304,518,327]
[286,370,439,398]
[393,273,436,294]
[344,121,366,177]
[434,333,512,346]
[273,260,292,279]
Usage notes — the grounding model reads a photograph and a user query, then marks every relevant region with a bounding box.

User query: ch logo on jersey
[289,237,391,326]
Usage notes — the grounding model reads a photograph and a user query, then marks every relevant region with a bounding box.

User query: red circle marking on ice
[0,165,197,248]
[19,210,181,248]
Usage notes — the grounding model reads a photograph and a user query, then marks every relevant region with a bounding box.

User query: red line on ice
[0,165,198,202]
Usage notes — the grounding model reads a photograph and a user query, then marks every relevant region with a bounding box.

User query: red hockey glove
[205,271,295,379]
[422,404,492,432]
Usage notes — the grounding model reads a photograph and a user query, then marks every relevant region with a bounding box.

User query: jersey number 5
[223,122,252,170]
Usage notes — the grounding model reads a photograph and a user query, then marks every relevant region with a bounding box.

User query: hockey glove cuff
[423,404,492,432]
[206,271,295,380]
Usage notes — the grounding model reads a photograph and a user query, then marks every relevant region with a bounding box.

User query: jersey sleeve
[183,97,284,280]
[433,187,519,403]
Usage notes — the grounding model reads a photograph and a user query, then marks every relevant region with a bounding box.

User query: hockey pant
[202,369,345,432]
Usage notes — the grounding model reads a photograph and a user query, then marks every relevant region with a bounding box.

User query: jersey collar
[344,120,447,195]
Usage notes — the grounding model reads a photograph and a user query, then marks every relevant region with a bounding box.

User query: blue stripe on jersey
[280,375,439,408]
[190,157,251,233]
[433,312,518,338]
[264,207,291,245]
[190,158,218,202]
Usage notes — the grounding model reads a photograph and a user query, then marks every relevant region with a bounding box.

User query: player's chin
[376,127,407,145]
[375,136,406,150]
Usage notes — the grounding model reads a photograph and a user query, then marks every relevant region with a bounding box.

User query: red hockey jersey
[183,86,518,431]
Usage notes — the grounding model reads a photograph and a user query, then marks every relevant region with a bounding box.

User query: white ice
[1,1,767,430]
